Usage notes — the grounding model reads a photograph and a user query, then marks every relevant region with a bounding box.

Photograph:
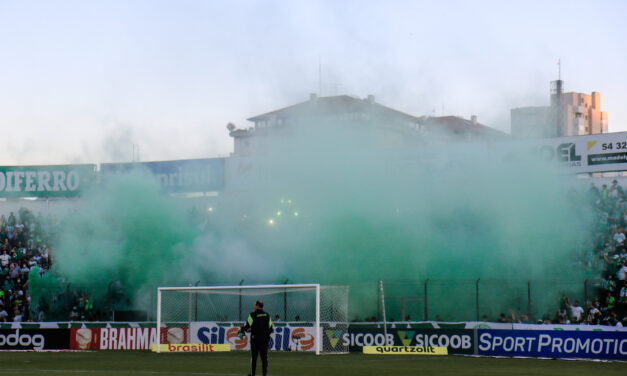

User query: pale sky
[1,0,626,165]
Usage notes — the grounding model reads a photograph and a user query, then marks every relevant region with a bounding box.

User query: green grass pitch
[0,351,624,375]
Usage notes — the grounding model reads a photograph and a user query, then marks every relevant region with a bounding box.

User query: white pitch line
[0,369,244,376]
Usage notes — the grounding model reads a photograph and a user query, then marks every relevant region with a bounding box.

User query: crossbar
[158,284,320,292]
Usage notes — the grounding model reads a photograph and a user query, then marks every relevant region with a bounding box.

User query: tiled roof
[418,116,508,137]
[247,95,421,123]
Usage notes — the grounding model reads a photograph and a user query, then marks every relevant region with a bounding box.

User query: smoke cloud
[34,117,593,322]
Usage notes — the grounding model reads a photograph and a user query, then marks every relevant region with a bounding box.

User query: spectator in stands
[7,227,16,243]
[0,250,9,268]
[9,263,20,279]
[620,284,627,305]
[565,298,584,323]
[605,291,616,312]
[597,274,617,293]
[613,230,625,246]
[603,254,622,276]
[616,260,627,283]
[69,306,79,321]
[554,310,569,324]
[589,183,600,201]
[20,263,29,276]
[601,185,609,201]
[13,309,22,322]
[586,301,602,324]
[3,275,13,292]
[610,180,622,198]
[605,310,620,326]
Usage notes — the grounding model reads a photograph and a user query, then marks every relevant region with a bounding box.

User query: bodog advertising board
[0,329,69,350]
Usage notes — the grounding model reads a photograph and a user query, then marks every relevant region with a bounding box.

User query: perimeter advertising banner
[189,323,316,351]
[329,328,474,355]
[0,164,96,198]
[530,132,627,174]
[512,323,627,332]
[0,329,70,350]
[69,327,188,350]
[477,329,627,359]
[101,158,224,193]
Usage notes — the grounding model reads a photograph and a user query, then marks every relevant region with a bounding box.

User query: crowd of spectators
[492,181,627,326]
[546,180,627,326]
[0,208,54,322]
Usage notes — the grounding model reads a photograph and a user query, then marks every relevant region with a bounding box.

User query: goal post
[156,284,349,355]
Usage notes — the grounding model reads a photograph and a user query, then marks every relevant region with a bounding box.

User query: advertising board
[0,164,95,198]
[70,327,188,350]
[101,158,224,193]
[328,328,474,354]
[189,323,316,351]
[0,329,69,350]
[477,329,627,359]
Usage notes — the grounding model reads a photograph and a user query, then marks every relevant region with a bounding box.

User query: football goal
[156,284,349,354]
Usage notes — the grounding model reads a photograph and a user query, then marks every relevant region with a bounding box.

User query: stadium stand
[2,181,627,325]
[0,209,52,322]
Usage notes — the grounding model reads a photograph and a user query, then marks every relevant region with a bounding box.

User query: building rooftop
[247,94,421,123]
[418,115,508,137]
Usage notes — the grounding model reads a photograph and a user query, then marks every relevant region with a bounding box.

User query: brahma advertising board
[189,322,316,351]
[326,328,473,354]
[70,327,187,350]
[478,329,627,359]
[0,329,69,350]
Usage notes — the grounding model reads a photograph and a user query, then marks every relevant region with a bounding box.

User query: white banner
[530,132,627,174]
[512,323,627,332]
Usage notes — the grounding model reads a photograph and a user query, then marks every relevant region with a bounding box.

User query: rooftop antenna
[551,58,564,98]
[550,58,564,136]
[318,56,322,97]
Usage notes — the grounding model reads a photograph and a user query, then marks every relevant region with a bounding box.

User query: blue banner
[101,158,224,193]
[477,329,627,359]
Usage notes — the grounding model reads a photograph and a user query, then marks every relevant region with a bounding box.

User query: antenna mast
[318,56,322,97]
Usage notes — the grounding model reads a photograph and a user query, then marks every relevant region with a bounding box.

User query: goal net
[156,284,349,354]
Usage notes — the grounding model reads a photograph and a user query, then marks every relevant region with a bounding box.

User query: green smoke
[45,170,198,319]
[37,119,594,322]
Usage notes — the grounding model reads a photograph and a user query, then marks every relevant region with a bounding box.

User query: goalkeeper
[239,300,273,376]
